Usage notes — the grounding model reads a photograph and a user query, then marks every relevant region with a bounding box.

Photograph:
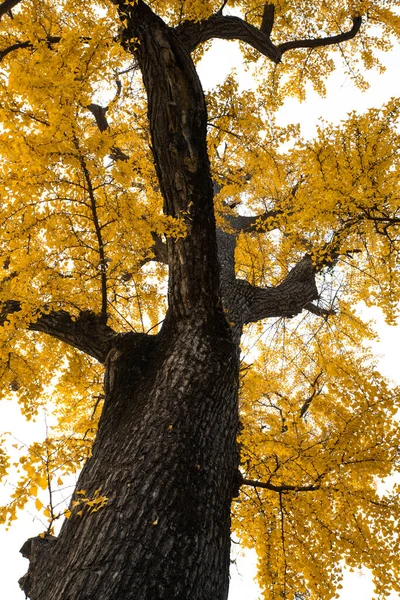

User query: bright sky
[1,20,400,600]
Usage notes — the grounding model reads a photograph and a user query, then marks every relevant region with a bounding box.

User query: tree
[0,0,400,598]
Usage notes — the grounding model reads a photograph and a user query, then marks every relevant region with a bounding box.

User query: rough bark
[22,323,239,600]
[121,1,223,327]
[20,3,240,599]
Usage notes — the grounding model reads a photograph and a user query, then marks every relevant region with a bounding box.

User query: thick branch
[87,104,109,133]
[239,255,319,324]
[0,0,22,18]
[176,13,282,63]
[0,302,116,362]
[278,16,362,55]
[176,13,361,63]
[260,3,275,37]
[304,302,336,318]
[119,0,222,323]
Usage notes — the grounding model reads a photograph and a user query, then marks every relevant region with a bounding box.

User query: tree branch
[0,302,116,363]
[139,232,169,268]
[175,13,282,63]
[0,35,92,62]
[238,255,319,324]
[176,13,362,63]
[0,0,22,19]
[0,37,62,61]
[86,102,130,161]
[225,210,282,233]
[278,16,362,55]
[75,140,109,320]
[304,302,336,318]
[260,3,275,38]
[120,0,222,322]
[242,478,320,492]
[299,371,324,418]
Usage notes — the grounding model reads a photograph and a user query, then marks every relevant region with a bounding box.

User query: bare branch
[176,13,362,63]
[278,16,362,55]
[304,302,336,318]
[0,302,116,363]
[299,371,324,418]
[242,478,320,492]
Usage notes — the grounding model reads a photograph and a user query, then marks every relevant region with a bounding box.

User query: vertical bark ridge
[121,1,221,325]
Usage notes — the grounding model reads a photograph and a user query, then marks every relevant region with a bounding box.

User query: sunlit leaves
[0,1,400,599]
[235,315,400,599]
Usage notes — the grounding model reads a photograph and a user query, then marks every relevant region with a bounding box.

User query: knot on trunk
[19,535,58,598]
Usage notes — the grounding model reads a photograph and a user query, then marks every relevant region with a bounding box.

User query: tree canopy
[0,1,400,599]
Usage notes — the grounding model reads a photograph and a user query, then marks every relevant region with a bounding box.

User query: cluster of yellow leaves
[0,433,90,528]
[66,487,108,519]
[0,1,400,599]
[235,308,400,599]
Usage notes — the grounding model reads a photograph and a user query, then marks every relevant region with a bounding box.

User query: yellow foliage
[0,0,399,598]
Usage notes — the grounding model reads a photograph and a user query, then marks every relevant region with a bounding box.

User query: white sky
[1,23,400,600]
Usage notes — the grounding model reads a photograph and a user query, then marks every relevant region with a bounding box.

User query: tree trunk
[20,3,241,598]
[22,320,240,599]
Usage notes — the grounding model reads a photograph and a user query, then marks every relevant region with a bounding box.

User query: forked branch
[0,0,22,18]
[177,12,362,63]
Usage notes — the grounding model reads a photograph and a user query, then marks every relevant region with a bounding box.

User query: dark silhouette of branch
[242,478,320,492]
[87,104,109,133]
[176,13,282,63]
[0,35,92,62]
[299,371,324,418]
[86,80,130,161]
[177,13,362,63]
[0,0,22,19]
[304,302,336,318]
[75,143,109,320]
[260,3,275,37]
[0,37,62,61]
[278,16,362,55]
